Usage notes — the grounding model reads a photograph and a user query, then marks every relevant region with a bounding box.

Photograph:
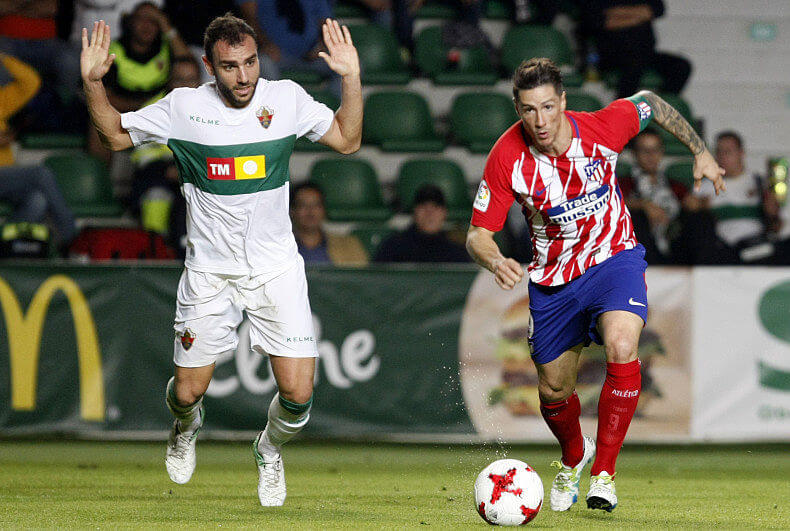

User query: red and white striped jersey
[471,98,652,286]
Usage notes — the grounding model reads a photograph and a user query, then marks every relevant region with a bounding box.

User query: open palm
[318,19,360,78]
[81,20,115,82]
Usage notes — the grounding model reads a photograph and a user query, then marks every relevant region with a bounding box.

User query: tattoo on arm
[640,91,706,155]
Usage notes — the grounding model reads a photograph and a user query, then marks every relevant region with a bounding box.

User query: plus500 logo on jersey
[546,185,610,224]
[206,155,266,180]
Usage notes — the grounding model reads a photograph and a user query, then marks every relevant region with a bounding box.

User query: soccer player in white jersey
[467,58,725,512]
[80,14,362,506]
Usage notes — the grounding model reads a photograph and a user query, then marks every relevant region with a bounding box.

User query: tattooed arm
[637,90,726,194]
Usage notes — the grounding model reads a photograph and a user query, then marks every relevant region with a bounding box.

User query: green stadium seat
[363,91,445,152]
[44,153,123,217]
[603,68,663,93]
[413,26,497,85]
[665,159,694,191]
[485,0,511,19]
[0,201,12,218]
[565,91,604,112]
[501,25,574,74]
[347,24,410,84]
[450,92,516,153]
[414,1,457,18]
[20,133,85,150]
[309,158,391,222]
[615,160,633,179]
[352,225,394,256]
[280,69,325,86]
[397,159,472,221]
[334,1,366,18]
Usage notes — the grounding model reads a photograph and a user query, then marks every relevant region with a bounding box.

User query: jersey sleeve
[470,146,516,232]
[590,98,650,152]
[120,91,174,146]
[291,81,334,142]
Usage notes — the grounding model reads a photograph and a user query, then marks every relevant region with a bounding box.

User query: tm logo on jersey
[206,155,267,180]
[546,185,610,224]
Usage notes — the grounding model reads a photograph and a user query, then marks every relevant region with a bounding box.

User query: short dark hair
[512,57,564,100]
[413,184,445,207]
[632,128,664,150]
[203,12,257,64]
[715,130,743,150]
[291,182,325,207]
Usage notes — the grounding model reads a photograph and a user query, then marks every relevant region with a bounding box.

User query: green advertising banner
[0,264,477,438]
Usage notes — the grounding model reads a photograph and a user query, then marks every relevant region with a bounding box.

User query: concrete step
[665,0,790,18]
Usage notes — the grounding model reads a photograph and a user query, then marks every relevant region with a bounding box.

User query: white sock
[165,376,203,433]
[259,392,311,455]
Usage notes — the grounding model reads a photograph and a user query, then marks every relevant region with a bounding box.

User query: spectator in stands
[0,0,81,105]
[584,0,691,98]
[291,182,369,266]
[128,55,201,257]
[87,2,190,159]
[388,0,485,52]
[164,0,240,83]
[0,53,76,250]
[622,129,681,263]
[375,184,469,263]
[70,0,163,46]
[237,0,334,86]
[703,131,766,249]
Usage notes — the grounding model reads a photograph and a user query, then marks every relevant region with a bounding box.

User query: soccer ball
[474,459,543,526]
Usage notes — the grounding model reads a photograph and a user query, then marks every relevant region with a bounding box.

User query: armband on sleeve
[626,94,654,132]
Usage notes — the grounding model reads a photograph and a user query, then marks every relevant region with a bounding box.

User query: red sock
[591,359,641,476]
[540,391,584,468]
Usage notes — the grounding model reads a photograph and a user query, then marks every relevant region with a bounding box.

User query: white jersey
[121,78,334,275]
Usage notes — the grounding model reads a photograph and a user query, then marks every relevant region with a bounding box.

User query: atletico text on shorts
[173,255,318,367]
[120,78,334,276]
[471,96,653,287]
[527,244,648,365]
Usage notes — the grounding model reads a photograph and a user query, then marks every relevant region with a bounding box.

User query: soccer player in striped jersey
[466,58,725,512]
[80,14,362,506]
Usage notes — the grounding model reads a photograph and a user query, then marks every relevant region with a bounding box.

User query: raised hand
[694,148,726,195]
[317,19,360,78]
[81,20,115,83]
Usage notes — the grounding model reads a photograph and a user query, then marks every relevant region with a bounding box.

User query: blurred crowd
[0,0,786,266]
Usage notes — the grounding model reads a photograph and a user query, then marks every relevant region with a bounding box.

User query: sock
[165,376,203,433]
[259,392,312,456]
[591,359,641,476]
[540,391,584,468]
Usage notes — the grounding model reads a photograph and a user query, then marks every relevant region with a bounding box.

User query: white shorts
[173,256,318,367]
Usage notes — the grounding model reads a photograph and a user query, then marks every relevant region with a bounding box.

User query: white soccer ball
[474,459,543,526]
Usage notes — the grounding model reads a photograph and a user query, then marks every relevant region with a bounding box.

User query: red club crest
[256,106,274,128]
[179,329,195,350]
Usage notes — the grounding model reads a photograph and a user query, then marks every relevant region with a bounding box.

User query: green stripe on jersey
[168,135,295,195]
[625,95,654,132]
[711,205,762,221]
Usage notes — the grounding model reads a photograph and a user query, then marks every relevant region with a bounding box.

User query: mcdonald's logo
[0,275,104,421]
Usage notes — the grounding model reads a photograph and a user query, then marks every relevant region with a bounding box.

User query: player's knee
[279,387,313,405]
[538,379,573,403]
[604,336,638,364]
[173,383,204,407]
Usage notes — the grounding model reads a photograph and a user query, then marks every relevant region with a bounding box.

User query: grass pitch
[0,440,788,529]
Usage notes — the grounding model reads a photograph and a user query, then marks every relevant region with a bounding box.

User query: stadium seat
[397,159,472,221]
[565,91,604,112]
[20,133,86,150]
[414,1,457,18]
[280,69,324,87]
[501,25,575,76]
[43,153,123,217]
[450,92,516,153]
[616,160,633,179]
[363,92,445,152]
[352,225,394,256]
[309,158,391,222]
[413,26,497,85]
[347,24,410,85]
[334,1,366,18]
[665,159,694,191]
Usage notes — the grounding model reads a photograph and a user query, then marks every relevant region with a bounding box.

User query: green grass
[0,441,788,529]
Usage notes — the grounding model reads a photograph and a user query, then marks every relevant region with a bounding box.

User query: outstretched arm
[316,19,362,155]
[81,20,133,151]
[637,90,725,194]
[466,225,524,290]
